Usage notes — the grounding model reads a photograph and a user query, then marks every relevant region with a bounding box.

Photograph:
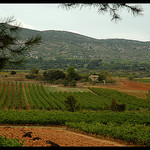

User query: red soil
[0,125,130,147]
[101,80,150,99]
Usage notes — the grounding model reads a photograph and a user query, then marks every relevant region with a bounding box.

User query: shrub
[0,135,24,147]
[10,71,16,75]
[105,98,126,112]
[43,69,66,81]
[107,79,116,85]
[25,74,37,79]
[111,98,126,112]
[31,68,38,74]
[128,75,134,81]
[62,79,69,86]
[64,95,80,112]
[69,80,76,87]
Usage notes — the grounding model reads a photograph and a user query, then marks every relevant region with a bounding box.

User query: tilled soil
[0,125,129,147]
[98,80,150,99]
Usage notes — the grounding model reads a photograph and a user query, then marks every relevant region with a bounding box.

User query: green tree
[31,68,38,74]
[98,71,111,82]
[62,3,143,21]
[0,16,41,70]
[66,66,80,81]
[43,69,66,81]
[65,95,80,112]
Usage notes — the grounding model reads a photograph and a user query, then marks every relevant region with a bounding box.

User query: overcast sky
[0,3,150,41]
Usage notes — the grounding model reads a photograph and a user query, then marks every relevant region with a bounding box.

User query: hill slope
[18,27,150,62]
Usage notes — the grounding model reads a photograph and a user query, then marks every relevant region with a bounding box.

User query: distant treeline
[6,57,150,72]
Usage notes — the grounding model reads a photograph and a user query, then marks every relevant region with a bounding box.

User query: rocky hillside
[18,27,150,62]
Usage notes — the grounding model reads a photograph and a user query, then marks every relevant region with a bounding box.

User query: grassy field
[46,86,89,92]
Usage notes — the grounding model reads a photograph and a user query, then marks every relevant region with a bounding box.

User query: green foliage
[66,121,150,146]
[88,87,150,110]
[31,68,38,74]
[136,78,150,83]
[0,82,9,109]
[5,29,150,68]
[65,95,80,112]
[0,81,149,111]
[62,79,69,86]
[98,71,111,82]
[110,98,126,112]
[24,83,36,109]
[25,74,37,79]
[14,82,19,109]
[19,82,27,110]
[43,69,66,81]
[0,110,150,146]
[69,80,76,87]
[0,135,24,147]
[146,91,150,100]
[10,71,16,75]
[0,17,41,70]
[0,82,5,99]
[66,66,80,81]
[128,75,135,81]
[7,82,13,109]
[86,59,102,69]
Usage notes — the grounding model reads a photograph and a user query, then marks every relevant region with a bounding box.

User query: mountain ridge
[17,27,150,62]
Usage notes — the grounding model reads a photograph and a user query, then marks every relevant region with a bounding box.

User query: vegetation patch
[136,78,150,83]
[0,135,24,147]
[0,110,150,146]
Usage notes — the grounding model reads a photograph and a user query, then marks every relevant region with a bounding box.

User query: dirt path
[0,125,131,147]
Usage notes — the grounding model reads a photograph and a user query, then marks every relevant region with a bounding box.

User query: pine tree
[0,16,41,69]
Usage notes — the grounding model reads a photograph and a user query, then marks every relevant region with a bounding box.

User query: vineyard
[0,81,150,111]
[1,81,150,146]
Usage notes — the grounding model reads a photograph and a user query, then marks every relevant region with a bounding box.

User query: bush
[64,95,80,112]
[69,80,76,87]
[105,98,126,112]
[110,98,126,112]
[31,68,38,74]
[62,79,69,86]
[107,79,116,85]
[0,135,24,147]
[25,74,37,79]
[43,69,66,81]
[10,71,16,75]
[128,75,134,81]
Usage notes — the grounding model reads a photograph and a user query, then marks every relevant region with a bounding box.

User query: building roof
[89,75,99,78]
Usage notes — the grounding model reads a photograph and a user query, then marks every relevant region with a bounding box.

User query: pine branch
[0,17,42,69]
[62,3,143,21]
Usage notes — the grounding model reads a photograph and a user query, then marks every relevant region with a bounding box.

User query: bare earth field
[100,80,150,99]
[0,125,130,147]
